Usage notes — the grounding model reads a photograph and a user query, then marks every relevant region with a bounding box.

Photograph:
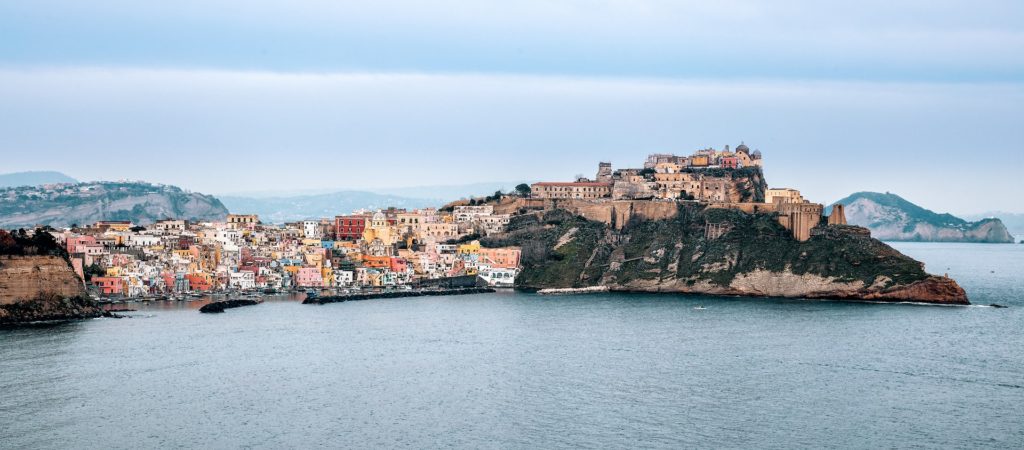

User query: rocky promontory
[0,255,102,324]
[0,230,103,325]
[483,206,969,305]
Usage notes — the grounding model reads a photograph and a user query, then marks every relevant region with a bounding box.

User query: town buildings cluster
[52,206,521,298]
[14,143,849,299]
[531,143,763,202]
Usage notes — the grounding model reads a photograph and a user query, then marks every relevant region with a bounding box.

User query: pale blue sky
[1,1,1022,213]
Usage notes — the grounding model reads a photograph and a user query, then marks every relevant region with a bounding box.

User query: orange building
[186,274,213,291]
[362,255,391,269]
[478,247,521,269]
[92,277,124,296]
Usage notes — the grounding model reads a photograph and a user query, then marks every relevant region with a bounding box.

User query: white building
[476,214,511,235]
[302,220,322,239]
[477,266,517,288]
[334,270,354,286]
[229,271,256,290]
[453,205,494,223]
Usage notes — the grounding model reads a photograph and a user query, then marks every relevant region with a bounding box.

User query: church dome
[736,143,750,154]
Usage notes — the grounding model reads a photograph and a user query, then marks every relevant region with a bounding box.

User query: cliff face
[831,192,1014,243]
[0,255,101,324]
[483,206,968,305]
[0,181,228,228]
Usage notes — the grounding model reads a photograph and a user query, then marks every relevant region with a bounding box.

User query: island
[829,191,1014,243]
[0,144,971,320]
[477,147,968,304]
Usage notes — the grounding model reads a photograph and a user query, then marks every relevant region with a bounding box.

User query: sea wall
[498,198,679,230]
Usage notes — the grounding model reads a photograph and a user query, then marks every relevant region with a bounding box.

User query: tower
[596,162,612,183]
[828,204,848,226]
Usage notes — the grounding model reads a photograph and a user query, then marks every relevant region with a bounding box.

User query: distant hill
[0,181,228,228]
[963,211,1024,242]
[829,192,1014,243]
[0,171,78,188]
[219,191,442,224]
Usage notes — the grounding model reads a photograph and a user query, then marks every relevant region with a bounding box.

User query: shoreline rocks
[199,299,260,313]
[0,294,104,325]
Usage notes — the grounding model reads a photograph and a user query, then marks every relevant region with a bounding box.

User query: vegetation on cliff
[0,228,67,258]
[483,205,952,302]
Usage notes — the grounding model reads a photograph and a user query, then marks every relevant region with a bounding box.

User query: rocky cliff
[0,255,101,324]
[483,206,968,304]
[0,181,228,228]
[830,192,1013,243]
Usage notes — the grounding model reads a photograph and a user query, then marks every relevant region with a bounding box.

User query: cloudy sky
[1,0,1021,213]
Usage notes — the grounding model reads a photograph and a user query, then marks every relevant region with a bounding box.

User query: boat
[694,305,706,310]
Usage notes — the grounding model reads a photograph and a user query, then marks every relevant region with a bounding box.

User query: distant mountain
[219,191,443,224]
[0,171,78,188]
[962,211,1024,241]
[0,181,228,228]
[829,192,1014,243]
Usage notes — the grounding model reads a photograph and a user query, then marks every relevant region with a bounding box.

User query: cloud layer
[2,1,1023,81]
[1,67,1021,213]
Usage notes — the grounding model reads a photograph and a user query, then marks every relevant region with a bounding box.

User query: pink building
[389,257,408,273]
[66,235,97,254]
[295,267,324,287]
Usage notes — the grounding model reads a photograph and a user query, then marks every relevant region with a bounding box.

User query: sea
[1,242,1022,449]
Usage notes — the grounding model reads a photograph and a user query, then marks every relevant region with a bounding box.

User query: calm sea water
[2,243,1022,449]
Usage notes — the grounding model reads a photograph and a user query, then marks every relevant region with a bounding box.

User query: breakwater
[199,299,260,313]
[303,287,496,305]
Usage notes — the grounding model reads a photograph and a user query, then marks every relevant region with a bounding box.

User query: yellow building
[458,241,481,255]
[765,188,804,205]
[303,251,325,268]
[227,214,259,229]
[362,211,400,246]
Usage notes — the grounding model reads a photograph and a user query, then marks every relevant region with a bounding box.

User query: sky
[1,0,1022,214]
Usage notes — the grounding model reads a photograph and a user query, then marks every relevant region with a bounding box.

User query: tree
[515,183,532,197]
[84,263,105,281]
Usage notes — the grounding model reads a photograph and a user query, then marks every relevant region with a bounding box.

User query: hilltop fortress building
[528,144,843,241]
